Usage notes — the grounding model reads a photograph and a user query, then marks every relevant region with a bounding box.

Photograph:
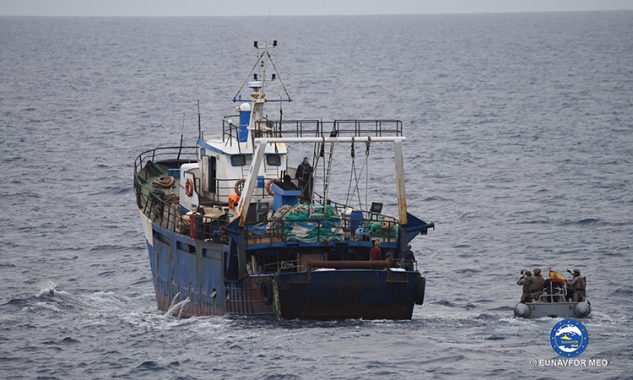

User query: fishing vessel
[133,41,434,319]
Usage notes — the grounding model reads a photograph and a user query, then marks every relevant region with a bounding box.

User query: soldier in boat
[567,269,587,302]
[531,268,545,301]
[516,270,533,303]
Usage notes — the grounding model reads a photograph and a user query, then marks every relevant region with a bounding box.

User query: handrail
[311,192,399,224]
[221,117,403,142]
[134,146,198,180]
[134,146,400,244]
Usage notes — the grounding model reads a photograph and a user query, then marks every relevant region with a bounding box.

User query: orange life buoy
[228,193,240,212]
[185,178,194,197]
[234,178,245,196]
[265,178,281,196]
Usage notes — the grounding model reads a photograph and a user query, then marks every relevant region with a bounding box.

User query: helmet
[533,268,541,275]
[524,271,532,277]
[573,268,581,275]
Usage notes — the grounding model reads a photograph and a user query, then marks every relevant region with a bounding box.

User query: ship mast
[232,40,291,149]
[247,41,268,146]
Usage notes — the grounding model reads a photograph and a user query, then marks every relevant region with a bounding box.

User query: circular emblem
[550,319,588,357]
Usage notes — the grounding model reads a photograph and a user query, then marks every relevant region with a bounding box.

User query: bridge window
[266,154,281,166]
[230,154,248,166]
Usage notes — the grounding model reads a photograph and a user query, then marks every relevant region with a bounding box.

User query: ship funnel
[238,103,251,142]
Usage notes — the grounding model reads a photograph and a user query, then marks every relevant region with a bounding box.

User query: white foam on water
[36,280,59,297]
[28,301,61,313]
[168,292,181,310]
[83,290,127,309]
[165,297,190,317]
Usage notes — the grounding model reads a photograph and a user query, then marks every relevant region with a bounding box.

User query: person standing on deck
[399,244,416,271]
[369,240,383,261]
[295,157,313,203]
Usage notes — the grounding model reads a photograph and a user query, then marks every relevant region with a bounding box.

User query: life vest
[574,277,586,291]
[228,193,240,212]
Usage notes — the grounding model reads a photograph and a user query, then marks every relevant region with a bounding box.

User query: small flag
[549,269,566,284]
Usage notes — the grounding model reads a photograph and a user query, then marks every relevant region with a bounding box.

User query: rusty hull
[273,269,421,320]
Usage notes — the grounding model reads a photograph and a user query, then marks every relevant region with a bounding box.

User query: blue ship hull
[274,269,420,320]
[147,222,273,316]
[145,221,424,319]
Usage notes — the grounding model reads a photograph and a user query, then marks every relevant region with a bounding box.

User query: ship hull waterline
[145,220,424,320]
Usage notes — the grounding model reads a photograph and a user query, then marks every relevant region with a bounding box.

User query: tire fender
[414,277,426,305]
[260,278,274,306]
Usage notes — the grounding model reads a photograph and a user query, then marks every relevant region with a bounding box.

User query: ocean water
[1,12,632,379]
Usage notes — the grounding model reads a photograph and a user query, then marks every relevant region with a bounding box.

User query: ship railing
[222,116,323,142]
[202,177,277,205]
[311,193,400,225]
[252,119,323,138]
[330,120,403,137]
[133,146,198,181]
[254,119,403,138]
[134,146,232,241]
[136,184,231,241]
[134,146,400,243]
[136,180,400,245]
[243,195,400,246]
[134,145,198,225]
[537,282,569,303]
[222,117,403,142]
[136,179,276,241]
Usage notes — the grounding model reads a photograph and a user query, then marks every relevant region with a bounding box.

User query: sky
[0,0,632,16]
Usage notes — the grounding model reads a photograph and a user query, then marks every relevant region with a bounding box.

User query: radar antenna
[232,40,292,103]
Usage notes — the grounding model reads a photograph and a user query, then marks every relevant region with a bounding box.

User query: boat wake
[165,292,190,318]
[3,281,140,319]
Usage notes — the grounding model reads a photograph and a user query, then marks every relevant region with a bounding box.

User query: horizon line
[1,9,631,18]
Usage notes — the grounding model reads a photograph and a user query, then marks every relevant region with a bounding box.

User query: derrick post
[393,140,408,226]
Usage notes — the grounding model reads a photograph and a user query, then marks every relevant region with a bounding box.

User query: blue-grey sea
[1,12,632,379]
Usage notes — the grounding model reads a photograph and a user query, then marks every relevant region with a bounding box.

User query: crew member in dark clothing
[295,157,313,202]
[281,173,297,190]
[399,244,416,271]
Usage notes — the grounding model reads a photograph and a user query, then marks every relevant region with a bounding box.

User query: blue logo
[550,319,588,357]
